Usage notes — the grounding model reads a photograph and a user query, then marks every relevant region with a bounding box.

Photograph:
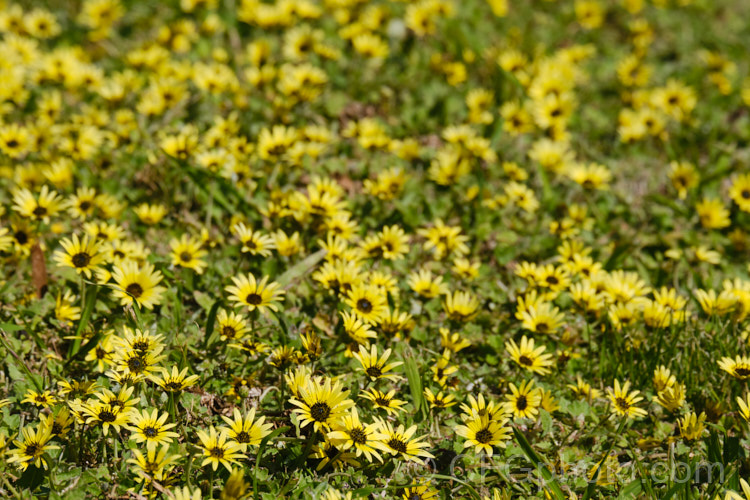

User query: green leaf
[618,480,642,499]
[540,409,553,434]
[203,299,222,349]
[583,418,628,500]
[511,427,567,500]
[276,249,326,287]
[64,328,104,367]
[706,431,721,465]
[659,482,684,500]
[401,348,424,413]
[0,322,24,332]
[17,463,46,490]
[68,285,98,358]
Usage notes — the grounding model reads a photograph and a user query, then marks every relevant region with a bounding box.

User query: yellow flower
[225,273,285,314]
[443,290,480,322]
[607,379,647,419]
[344,284,387,324]
[456,411,511,456]
[653,366,676,392]
[567,375,602,400]
[730,173,750,213]
[407,268,449,299]
[134,203,168,225]
[439,328,471,353]
[519,302,565,334]
[737,393,750,422]
[111,261,166,310]
[374,417,434,463]
[718,355,750,380]
[654,384,685,412]
[197,426,247,472]
[12,185,65,222]
[21,389,57,408]
[289,377,354,432]
[219,408,273,451]
[54,233,106,278]
[55,289,81,324]
[127,444,181,487]
[423,388,457,410]
[505,336,554,375]
[232,223,276,256]
[128,409,179,451]
[216,309,250,341]
[504,380,541,419]
[149,365,200,393]
[679,412,706,441]
[327,407,387,462]
[353,344,403,382]
[7,421,59,471]
[169,234,207,274]
[80,401,132,435]
[696,197,730,229]
[360,389,407,415]
[669,161,698,200]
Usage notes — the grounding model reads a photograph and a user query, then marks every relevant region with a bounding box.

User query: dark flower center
[127,356,144,372]
[246,293,263,305]
[126,283,144,298]
[209,447,225,458]
[387,438,407,453]
[310,402,331,422]
[235,431,250,443]
[165,381,184,391]
[365,366,383,378]
[99,410,116,422]
[25,443,40,455]
[15,230,29,244]
[33,206,48,217]
[72,252,91,268]
[132,340,149,352]
[180,251,192,262]
[475,428,494,444]
[734,367,750,378]
[516,395,528,411]
[742,190,750,200]
[222,326,236,338]
[518,355,533,366]
[143,426,158,438]
[615,397,630,410]
[349,427,367,444]
[79,201,92,211]
[357,298,373,313]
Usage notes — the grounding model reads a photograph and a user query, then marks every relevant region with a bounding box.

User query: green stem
[1,474,21,499]
[583,417,629,500]
[0,329,43,392]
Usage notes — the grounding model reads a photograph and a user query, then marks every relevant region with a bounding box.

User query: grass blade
[68,284,98,358]
[401,347,424,413]
[512,426,567,500]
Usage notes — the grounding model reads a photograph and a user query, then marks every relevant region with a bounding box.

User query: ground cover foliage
[1,0,750,498]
